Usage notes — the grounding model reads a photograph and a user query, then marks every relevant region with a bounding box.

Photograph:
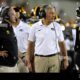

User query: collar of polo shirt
[39,19,53,27]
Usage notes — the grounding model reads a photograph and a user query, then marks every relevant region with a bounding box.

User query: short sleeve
[56,23,64,42]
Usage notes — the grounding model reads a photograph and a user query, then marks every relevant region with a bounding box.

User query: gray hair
[43,5,55,13]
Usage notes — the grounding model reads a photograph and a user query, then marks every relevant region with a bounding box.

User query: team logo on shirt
[37,29,42,32]
[6,30,10,35]
[19,29,23,32]
[51,28,55,31]
[38,29,42,31]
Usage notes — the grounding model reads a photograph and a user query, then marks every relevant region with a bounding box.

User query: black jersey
[75,26,80,52]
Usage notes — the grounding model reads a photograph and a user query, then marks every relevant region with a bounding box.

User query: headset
[1,7,11,23]
[40,5,49,18]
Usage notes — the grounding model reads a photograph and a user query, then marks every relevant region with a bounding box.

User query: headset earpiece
[39,5,49,18]
[2,7,10,20]
[41,9,46,18]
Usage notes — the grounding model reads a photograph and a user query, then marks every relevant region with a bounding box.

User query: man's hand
[25,41,35,72]
[27,62,33,72]
[63,59,69,70]
[63,56,69,70]
[59,41,69,70]
[26,55,33,72]
[0,51,8,57]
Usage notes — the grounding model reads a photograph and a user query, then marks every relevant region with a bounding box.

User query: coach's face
[46,8,56,23]
[8,7,17,23]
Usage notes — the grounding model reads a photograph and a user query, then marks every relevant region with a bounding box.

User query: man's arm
[26,41,35,72]
[26,24,35,72]
[59,41,69,70]
[59,41,68,56]
[27,41,35,61]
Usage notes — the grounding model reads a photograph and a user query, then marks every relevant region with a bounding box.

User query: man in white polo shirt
[26,5,69,73]
[13,20,30,73]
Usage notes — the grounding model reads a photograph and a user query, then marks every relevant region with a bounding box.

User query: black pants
[60,50,75,73]
[76,51,80,69]
[67,51,75,72]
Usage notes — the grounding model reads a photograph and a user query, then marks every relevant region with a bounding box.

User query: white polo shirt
[13,20,30,53]
[28,20,64,55]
